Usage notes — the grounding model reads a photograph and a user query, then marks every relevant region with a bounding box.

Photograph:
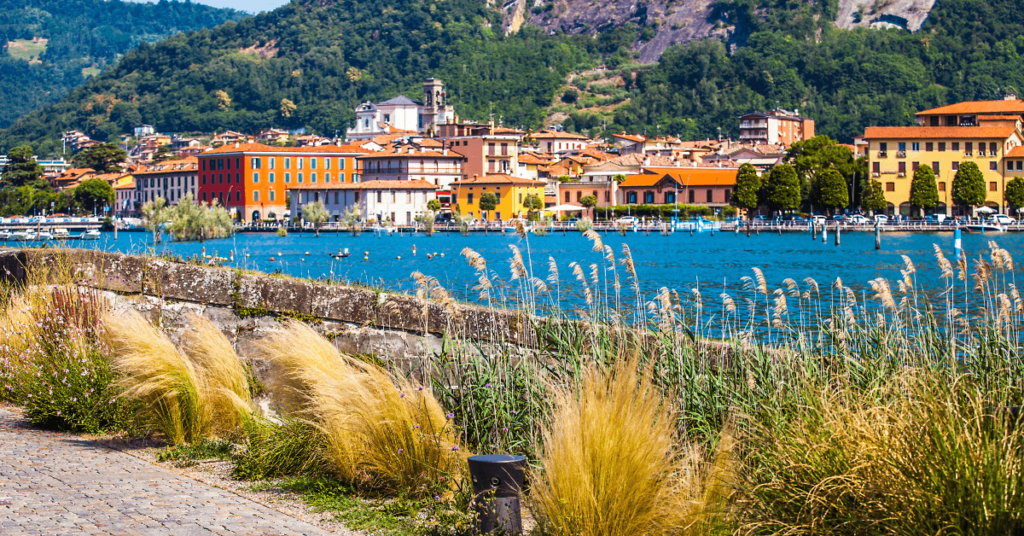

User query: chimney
[234,142,239,148]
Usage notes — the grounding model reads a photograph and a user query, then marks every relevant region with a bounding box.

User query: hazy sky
[128,0,290,14]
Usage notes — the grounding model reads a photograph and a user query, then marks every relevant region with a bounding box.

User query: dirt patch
[239,39,279,59]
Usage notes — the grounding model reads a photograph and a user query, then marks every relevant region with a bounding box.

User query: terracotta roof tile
[533,129,589,140]
[203,142,371,155]
[450,174,546,186]
[1005,146,1024,158]
[916,100,1024,116]
[863,126,1017,140]
[359,148,464,159]
[620,168,738,188]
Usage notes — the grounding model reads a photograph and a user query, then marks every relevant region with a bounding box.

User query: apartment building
[357,145,465,207]
[532,130,590,155]
[436,122,524,178]
[864,125,1024,216]
[287,180,437,225]
[197,142,370,223]
[738,110,815,146]
[450,174,546,221]
[617,168,738,207]
[134,157,199,207]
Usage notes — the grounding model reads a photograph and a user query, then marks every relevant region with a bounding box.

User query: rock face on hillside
[506,0,937,64]
[834,0,936,31]
[506,0,729,64]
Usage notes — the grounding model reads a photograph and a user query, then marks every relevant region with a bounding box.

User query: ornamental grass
[258,320,467,497]
[531,357,737,536]
[103,310,250,444]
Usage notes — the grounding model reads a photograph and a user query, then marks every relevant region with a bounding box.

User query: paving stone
[0,409,331,535]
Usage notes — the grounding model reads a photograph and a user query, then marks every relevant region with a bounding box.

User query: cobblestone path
[0,409,332,535]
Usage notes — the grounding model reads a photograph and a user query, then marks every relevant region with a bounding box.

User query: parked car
[873,215,888,224]
[831,214,847,221]
[616,216,637,224]
[811,215,827,224]
[988,214,1015,225]
[848,215,871,225]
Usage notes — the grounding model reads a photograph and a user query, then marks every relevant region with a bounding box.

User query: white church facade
[345,78,455,141]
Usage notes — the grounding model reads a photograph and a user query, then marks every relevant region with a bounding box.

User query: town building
[739,110,815,145]
[346,78,455,140]
[114,176,137,217]
[532,130,591,155]
[287,180,437,225]
[48,168,96,190]
[617,168,738,208]
[357,145,465,208]
[197,142,370,223]
[134,157,200,208]
[449,174,546,221]
[435,122,524,178]
[863,120,1024,216]
[256,129,290,145]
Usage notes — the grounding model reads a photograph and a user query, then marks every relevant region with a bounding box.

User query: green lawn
[6,39,47,62]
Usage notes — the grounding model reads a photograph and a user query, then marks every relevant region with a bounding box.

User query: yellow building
[450,174,546,221]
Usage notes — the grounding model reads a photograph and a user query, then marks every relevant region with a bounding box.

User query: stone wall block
[144,260,234,305]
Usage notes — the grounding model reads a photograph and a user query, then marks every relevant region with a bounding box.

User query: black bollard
[468,455,527,535]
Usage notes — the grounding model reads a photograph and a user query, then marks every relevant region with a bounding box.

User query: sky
[127,0,290,14]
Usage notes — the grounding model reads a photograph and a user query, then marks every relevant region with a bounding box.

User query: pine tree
[951,161,986,215]
[731,163,761,234]
[813,168,849,215]
[2,145,43,188]
[860,178,887,214]
[909,164,938,217]
[764,164,801,214]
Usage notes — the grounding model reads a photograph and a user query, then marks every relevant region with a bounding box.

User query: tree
[764,164,801,214]
[524,193,544,221]
[951,161,986,216]
[909,164,938,217]
[613,174,627,184]
[302,201,329,236]
[427,198,442,212]
[1005,177,1024,217]
[140,197,169,244]
[860,178,887,215]
[731,163,761,234]
[280,98,297,118]
[2,145,43,188]
[72,143,127,173]
[165,193,233,242]
[479,192,497,219]
[786,136,858,210]
[153,145,175,162]
[580,194,597,218]
[813,168,849,215]
[73,179,114,214]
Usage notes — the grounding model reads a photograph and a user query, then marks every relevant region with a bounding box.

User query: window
[253,172,259,183]
[298,159,304,170]
[202,160,207,171]
[269,191,275,202]
[952,162,959,171]
[298,173,304,183]
[407,192,412,203]
[219,173,224,184]
[628,192,637,204]
[236,158,240,169]
[886,182,895,192]
[926,142,934,152]
[1018,161,1023,171]
[254,191,260,201]
[339,159,345,170]
[991,162,999,171]
[898,162,906,174]
[311,158,317,170]
[285,173,291,183]
[688,189,695,203]
[468,193,474,204]
[564,192,569,202]
[269,173,275,183]
[605,191,610,202]
[966,142,973,154]
[251,157,261,169]
[880,142,888,151]
[938,182,946,192]
[202,175,207,185]
[495,193,501,204]
[645,192,654,203]
[872,162,880,174]
[952,142,960,151]
[706,189,713,202]
[375,191,382,203]
[325,158,331,170]
[269,158,275,169]
[334,192,339,204]
[202,192,207,201]
[725,189,731,203]
[285,158,291,169]
[912,142,920,152]
[235,191,241,202]
[354,191,360,202]
[912,162,919,171]
[576,191,581,201]
[990,142,998,155]
[933,162,940,175]
[938,142,946,152]
[311,173,317,183]
[990,182,998,191]
[898,142,906,151]
[217,159,224,170]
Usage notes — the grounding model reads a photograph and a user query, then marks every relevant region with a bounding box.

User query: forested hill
[4,0,1024,154]
[0,0,247,130]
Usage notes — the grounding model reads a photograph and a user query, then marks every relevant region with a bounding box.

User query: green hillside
[3,0,1024,153]
[0,0,247,131]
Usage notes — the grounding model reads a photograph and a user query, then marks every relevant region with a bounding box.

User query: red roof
[916,100,1024,116]
[359,148,464,159]
[863,126,1017,140]
[1006,146,1024,158]
[202,142,371,155]
[620,168,738,188]
[450,174,546,186]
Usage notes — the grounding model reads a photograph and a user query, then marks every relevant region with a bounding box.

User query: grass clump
[232,417,332,480]
[157,438,234,466]
[0,286,139,433]
[103,310,251,444]
[258,320,468,497]
[532,357,736,536]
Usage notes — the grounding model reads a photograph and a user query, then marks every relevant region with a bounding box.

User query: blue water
[49,228,1018,314]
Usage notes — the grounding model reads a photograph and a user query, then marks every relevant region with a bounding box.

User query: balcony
[896,150,906,158]
[979,151,987,157]
[877,151,888,158]
[965,152,973,157]
[898,172,906,177]
[872,172,881,177]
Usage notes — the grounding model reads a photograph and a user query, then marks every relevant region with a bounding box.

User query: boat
[329,248,352,258]
[18,231,36,241]
[36,231,54,241]
[52,228,70,240]
[81,229,101,240]
[963,223,1004,233]
[0,231,11,241]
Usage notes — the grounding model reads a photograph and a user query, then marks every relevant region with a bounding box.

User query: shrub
[532,358,736,536]
[103,311,251,444]
[258,321,467,497]
[233,417,332,480]
[742,372,1024,534]
[0,287,138,433]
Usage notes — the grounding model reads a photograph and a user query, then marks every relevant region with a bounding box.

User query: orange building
[617,167,738,207]
[198,143,371,223]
